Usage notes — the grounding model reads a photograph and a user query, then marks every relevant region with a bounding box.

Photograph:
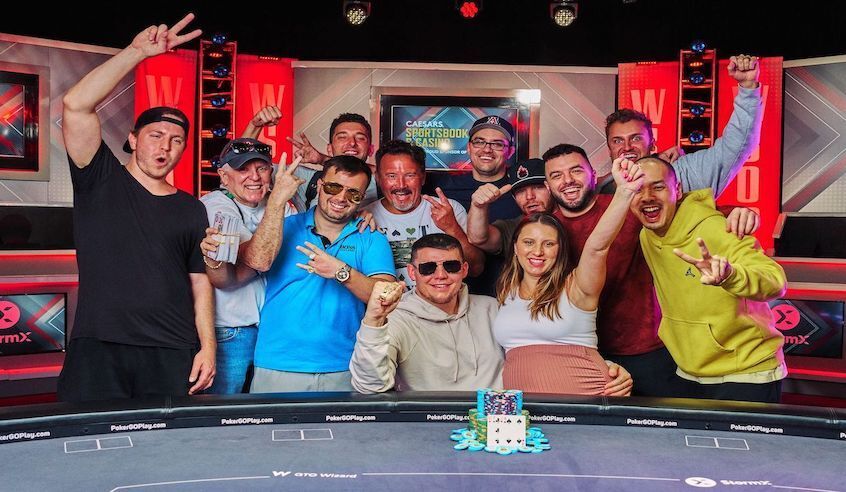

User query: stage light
[210,156,221,168]
[689,71,705,85]
[550,1,578,27]
[457,0,481,18]
[210,95,228,108]
[212,65,230,78]
[344,1,371,25]
[211,33,228,45]
[212,124,229,138]
[689,131,705,144]
[690,104,706,116]
[690,40,707,53]
[206,46,224,59]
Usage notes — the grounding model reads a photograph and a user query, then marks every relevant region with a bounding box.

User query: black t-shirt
[69,142,208,348]
[425,171,520,297]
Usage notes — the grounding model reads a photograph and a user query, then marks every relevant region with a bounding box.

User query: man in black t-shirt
[57,14,215,402]
[425,116,521,296]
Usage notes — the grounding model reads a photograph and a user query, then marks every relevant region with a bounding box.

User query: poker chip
[484,445,498,453]
[454,442,470,450]
[517,445,534,453]
[468,442,485,451]
[450,434,464,442]
[496,446,514,455]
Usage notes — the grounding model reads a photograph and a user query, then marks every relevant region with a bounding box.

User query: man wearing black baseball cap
[198,137,302,394]
[57,14,216,402]
[467,158,554,256]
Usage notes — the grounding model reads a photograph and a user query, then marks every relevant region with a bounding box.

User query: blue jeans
[206,325,258,394]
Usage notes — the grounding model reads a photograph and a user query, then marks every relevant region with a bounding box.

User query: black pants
[607,346,693,397]
[57,338,196,403]
[683,380,782,404]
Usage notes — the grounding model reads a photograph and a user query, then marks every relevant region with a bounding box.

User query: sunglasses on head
[322,181,364,204]
[230,141,272,156]
[414,260,463,276]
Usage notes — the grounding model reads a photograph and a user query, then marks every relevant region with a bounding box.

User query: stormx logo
[0,332,31,343]
[784,335,810,345]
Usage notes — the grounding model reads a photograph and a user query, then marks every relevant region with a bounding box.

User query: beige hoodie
[350,285,504,393]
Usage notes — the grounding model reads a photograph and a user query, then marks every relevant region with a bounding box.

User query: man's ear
[407,263,416,283]
[127,132,138,152]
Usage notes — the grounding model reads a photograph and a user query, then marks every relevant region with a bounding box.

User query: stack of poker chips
[476,388,523,416]
[451,389,550,456]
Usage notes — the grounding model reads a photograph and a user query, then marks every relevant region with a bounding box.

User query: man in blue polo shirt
[241,155,395,392]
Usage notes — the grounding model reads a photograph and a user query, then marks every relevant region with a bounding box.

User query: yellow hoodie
[639,189,787,381]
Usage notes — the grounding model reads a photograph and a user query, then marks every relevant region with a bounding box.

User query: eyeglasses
[414,260,463,276]
[230,141,272,156]
[321,181,364,204]
[470,138,509,151]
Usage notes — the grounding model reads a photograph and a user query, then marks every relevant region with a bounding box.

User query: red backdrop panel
[617,62,680,153]
[715,57,783,252]
[134,49,197,194]
[234,56,295,162]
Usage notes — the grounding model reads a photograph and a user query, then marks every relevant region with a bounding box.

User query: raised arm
[350,282,406,393]
[240,106,282,139]
[570,158,643,306]
[62,14,201,166]
[467,183,512,253]
[239,153,304,272]
[675,54,762,197]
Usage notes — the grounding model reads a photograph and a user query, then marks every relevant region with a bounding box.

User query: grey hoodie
[350,285,504,393]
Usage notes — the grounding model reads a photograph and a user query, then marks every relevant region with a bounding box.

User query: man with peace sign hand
[242,155,395,393]
[364,140,483,286]
[58,14,213,402]
[632,156,787,403]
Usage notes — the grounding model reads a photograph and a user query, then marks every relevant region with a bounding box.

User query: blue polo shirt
[255,209,395,373]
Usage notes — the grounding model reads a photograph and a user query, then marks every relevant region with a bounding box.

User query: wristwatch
[335,264,352,283]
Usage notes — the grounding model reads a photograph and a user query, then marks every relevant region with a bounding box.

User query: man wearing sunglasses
[284,113,380,209]
[241,155,396,392]
[364,139,484,286]
[57,14,215,402]
[198,136,300,394]
[350,234,632,395]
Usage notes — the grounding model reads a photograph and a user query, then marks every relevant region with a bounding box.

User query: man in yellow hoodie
[630,156,787,403]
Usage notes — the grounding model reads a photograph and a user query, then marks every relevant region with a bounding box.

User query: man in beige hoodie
[350,233,633,394]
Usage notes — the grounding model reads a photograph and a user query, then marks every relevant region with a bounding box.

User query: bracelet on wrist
[203,256,223,269]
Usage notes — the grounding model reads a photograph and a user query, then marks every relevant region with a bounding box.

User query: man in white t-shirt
[365,140,484,286]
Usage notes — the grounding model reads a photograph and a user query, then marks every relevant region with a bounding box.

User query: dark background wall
[2,1,843,65]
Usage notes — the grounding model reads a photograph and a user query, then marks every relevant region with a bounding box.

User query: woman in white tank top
[493,157,644,395]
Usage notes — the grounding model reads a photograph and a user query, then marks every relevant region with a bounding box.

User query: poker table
[0,393,843,492]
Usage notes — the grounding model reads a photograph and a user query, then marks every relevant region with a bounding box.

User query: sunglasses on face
[414,260,463,276]
[469,138,509,151]
[322,181,364,204]
[230,141,272,156]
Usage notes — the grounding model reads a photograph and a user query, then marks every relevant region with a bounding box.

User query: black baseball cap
[217,138,273,170]
[468,115,515,142]
[122,106,190,153]
[507,158,546,192]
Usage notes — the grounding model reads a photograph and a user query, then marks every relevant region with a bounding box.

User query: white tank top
[493,292,598,351]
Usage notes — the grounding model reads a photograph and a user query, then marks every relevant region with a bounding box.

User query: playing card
[486,415,525,448]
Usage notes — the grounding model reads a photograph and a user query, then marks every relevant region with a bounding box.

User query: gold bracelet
[203,256,223,269]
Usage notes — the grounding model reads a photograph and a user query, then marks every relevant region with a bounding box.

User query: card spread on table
[486,415,525,448]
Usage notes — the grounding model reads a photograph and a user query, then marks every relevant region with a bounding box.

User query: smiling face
[630,158,682,236]
[218,159,272,207]
[545,152,597,217]
[127,120,187,181]
[376,153,425,214]
[328,121,373,161]
[515,222,560,279]
[513,183,552,216]
[467,128,514,179]
[409,246,468,314]
[316,167,368,224]
[607,120,657,162]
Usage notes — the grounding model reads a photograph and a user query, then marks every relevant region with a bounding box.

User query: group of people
[57,14,788,406]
